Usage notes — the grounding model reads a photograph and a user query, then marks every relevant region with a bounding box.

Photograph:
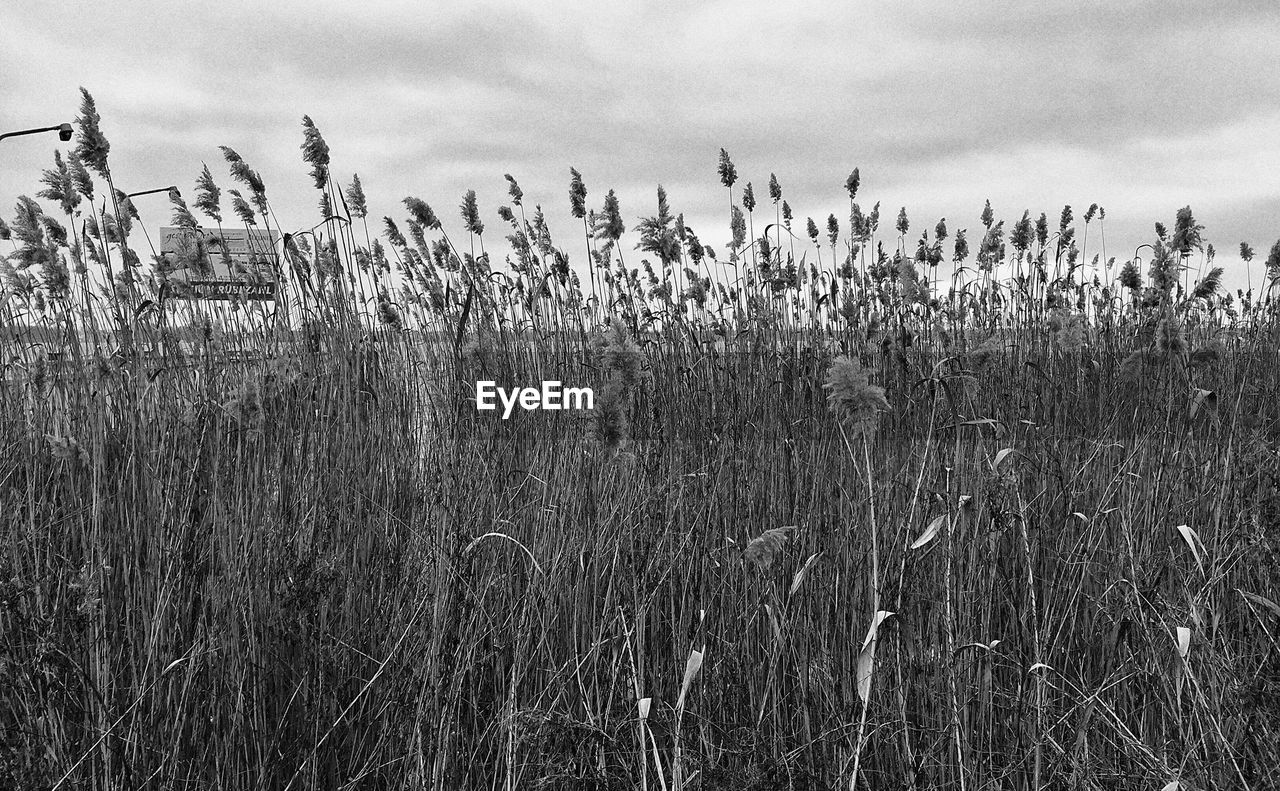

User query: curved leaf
[789,551,823,596]
[1174,524,1205,574]
[911,514,948,550]
[993,447,1016,469]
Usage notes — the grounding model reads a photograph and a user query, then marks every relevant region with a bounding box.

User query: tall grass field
[2,90,1278,790]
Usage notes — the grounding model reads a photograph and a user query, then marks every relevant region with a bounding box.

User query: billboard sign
[184,280,278,300]
[159,226,279,301]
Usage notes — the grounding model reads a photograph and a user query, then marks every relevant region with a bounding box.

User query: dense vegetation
[2,89,1279,790]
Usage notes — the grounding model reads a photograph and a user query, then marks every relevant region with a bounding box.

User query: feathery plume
[376,287,402,329]
[824,355,890,438]
[10,196,46,250]
[228,189,256,226]
[65,154,94,203]
[73,87,110,178]
[219,146,268,213]
[845,168,860,201]
[403,196,440,230]
[729,206,746,253]
[37,152,78,217]
[1148,241,1178,294]
[953,229,969,263]
[1266,239,1280,284]
[503,173,523,207]
[460,190,484,236]
[1192,267,1223,301]
[42,243,71,300]
[40,215,68,248]
[598,190,624,242]
[1011,210,1032,256]
[634,185,679,265]
[717,148,737,189]
[743,527,794,571]
[1171,206,1204,257]
[345,174,368,219]
[194,163,222,224]
[590,319,646,454]
[169,188,200,231]
[1119,260,1142,290]
[850,203,867,241]
[300,115,331,190]
[569,168,587,219]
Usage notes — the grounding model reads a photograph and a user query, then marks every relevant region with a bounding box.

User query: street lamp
[118,187,180,261]
[0,122,74,143]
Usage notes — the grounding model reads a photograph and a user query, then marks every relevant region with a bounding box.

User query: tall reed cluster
[1,93,1278,790]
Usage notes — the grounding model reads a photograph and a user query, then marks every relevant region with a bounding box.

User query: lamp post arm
[0,123,74,143]
[125,187,179,199]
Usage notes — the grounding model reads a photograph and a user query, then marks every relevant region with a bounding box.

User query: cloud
[1,0,1278,291]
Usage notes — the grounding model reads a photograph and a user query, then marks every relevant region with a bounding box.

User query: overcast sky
[2,0,1278,293]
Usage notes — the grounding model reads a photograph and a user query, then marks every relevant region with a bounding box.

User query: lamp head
[57,123,73,142]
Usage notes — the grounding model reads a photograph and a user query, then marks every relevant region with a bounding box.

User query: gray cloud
[1,0,1278,293]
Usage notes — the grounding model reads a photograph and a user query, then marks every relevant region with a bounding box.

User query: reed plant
[1,93,1278,790]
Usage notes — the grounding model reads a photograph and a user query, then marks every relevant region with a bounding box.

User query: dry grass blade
[675,648,705,713]
[463,531,544,575]
[910,514,948,550]
[956,639,1002,658]
[855,611,894,705]
[1175,626,1192,660]
[1175,524,1205,574]
[764,603,784,645]
[788,551,823,595]
[992,447,1017,469]
[856,642,876,706]
[1238,589,1280,619]
[1189,388,1216,420]
[861,610,894,650]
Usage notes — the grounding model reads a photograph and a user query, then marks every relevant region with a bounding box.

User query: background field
[2,101,1279,790]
